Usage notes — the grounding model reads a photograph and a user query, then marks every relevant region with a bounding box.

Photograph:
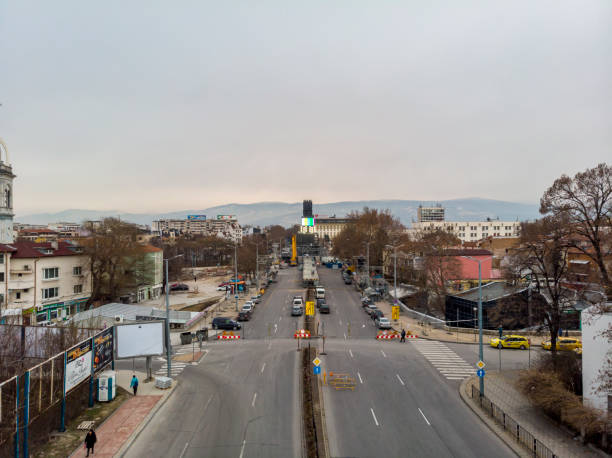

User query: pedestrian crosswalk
[412,340,476,380]
[153,344,201,378]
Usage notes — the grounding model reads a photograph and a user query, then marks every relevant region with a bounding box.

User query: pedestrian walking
[130,374,139,396]
[84,428,97,456]
[400,329,406,343]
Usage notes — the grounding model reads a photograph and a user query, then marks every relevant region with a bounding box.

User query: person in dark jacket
[84,428,97,456]
[400,329,406,343]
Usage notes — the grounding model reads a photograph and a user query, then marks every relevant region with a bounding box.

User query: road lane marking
[418,408,431,426]
[357,372,363,384]
[251,392,257,407]
[396,374,405,386]
[380,350,387,358]
[344,333,347,340]
[179,442,189,458]
[261,363,266,374]
[239,439,246,458]
[370,408,379,426]
[349,349,354,358]
[339,319,343,325]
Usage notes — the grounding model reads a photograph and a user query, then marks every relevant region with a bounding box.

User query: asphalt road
[124,269,305,458]
[316,267,516,458]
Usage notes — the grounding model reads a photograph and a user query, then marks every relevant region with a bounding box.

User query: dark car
[316,298,326,308]
[237,311,251,322]
[370,309,384,320]
[212,317,242,330]
[170,283,189,291]
[344,277,352,285]
[319,303,330,314]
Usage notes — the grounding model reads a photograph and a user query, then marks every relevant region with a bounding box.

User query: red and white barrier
[217,334,241,340]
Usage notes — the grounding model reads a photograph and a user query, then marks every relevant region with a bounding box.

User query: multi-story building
[298,200,353,241]
[47,222,82,238]
[417,205,445,222]
[152,215,242,243]
[120,244,163,303]
[0,240,92,324]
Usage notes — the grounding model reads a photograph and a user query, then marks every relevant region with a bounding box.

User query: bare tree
[540,163,612,292]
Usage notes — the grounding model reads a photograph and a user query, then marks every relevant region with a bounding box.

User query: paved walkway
[464,371,599,458]
[70,370,173,458]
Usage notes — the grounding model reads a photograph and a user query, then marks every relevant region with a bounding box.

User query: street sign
[306,301,315,316]
[313,366,321,375]
[392,306,400,321]
[234,295,239,299]
[477,369,485,378]
[476,360,485,369]
[312,357,321,366]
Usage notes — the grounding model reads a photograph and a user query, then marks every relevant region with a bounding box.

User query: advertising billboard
[93,327,113,373]
[216,215,236,220]
[187,215,207,221]
[302,217,315,227]
[65,340,92,393]
[116,321,164,359]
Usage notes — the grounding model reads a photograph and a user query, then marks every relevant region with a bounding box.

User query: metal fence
[470,385,557,458]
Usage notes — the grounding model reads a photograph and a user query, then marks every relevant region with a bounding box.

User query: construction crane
[290,235,297,266]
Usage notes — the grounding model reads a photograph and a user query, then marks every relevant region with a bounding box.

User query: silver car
[375,317,392,329]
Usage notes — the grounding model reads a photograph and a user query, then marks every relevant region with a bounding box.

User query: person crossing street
[400,329,406,343]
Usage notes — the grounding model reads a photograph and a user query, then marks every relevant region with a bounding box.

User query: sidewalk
[70,370,175,458]
[462,371,600,458]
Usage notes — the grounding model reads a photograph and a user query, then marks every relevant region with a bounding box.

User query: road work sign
[306,301,315,316]
[392,306,400,320]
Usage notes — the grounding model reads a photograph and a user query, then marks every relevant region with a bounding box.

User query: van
[315,287,325,299]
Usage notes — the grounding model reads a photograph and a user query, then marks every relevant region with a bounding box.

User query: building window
[470,226,477,231]
[73,266,82,276]
[471,233,477,238]
[74,284,83,294]
[505,226,511,230]
[0,272,3,282]
[482,226,488,230]
[43,267,59,279]
[42,287,59,299]
[483,233,488,237]
[16,292,21,299]
[0,254,3,264]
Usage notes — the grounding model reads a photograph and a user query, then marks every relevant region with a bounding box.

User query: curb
[458,377,527,458]
[116,380,180,457]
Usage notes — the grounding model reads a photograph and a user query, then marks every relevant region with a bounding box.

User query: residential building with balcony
[0,240,92,324]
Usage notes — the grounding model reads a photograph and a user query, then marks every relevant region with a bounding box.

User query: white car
[244,300,255,309]
[216,286,228,291]
[242,303,254,313]
[375,317,392,329]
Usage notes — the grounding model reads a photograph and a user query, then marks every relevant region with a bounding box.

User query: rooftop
[449,281,527,303]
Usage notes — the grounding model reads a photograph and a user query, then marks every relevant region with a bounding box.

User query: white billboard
[116,321,164,359]
[65,340,93,393]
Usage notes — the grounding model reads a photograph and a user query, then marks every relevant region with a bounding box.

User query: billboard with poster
[116,321,164,359]
[216,215,236,220]
[93,327,113,372]
[187,215,206,221]
[65,340,92,393]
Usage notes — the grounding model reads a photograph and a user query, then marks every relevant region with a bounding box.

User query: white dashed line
[239,439,246,458]
[370,408,379,426]
[251,392,257,407]
[357,372,363,384]
[380,350,387,358]
[419,408,431,426]
[396,374,405,386]
[260,363,266,374]
[349,349,354,358]
[179,442,189,458]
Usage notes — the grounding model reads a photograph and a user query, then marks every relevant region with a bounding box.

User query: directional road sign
[313,366,321,375]
[477,369,485,378]
[476,360,486,370]
[312,357,321,366]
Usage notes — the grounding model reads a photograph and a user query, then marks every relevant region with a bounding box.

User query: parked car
[316,298,326,308]
[237,311,251,321]
[375,317,392,329]
[170,283,189,291]
[541,337,582,351]
[241,303,254,314]
[251,296,261,304]
[489,335,530,350]
[293,297,304,306]
[361,296,372,306]
[344,277,353,285]
[370,309,384,321]
[212,317,241,330]
[216,286,229,291]
[365,304,379,316]
[291,304,304,316]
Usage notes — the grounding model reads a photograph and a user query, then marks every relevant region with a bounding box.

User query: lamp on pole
[385,244,399,308]
[461,255,491,397]
[362,241,371,287]
[165,253,184,378]
[234,242,239,312]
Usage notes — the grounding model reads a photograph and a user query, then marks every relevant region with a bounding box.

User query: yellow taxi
[541,337,582,351]
[489,335,530,350]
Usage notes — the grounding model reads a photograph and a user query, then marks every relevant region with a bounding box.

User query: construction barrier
[217,331,241,340]
[294,329,311,339]
[376,330,399,340]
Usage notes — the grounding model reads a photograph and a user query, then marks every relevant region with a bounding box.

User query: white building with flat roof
[408,219,521,242]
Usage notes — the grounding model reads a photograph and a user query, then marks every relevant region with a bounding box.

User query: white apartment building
[408,220,521,242]
[0,240,92,325]
[152,217,242,243]
[299,216,353,240]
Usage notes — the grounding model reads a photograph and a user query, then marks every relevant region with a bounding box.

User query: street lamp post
[165,253,184,378]
[461,255,489,397]
[385,244,398,309]
[234,242,239,312]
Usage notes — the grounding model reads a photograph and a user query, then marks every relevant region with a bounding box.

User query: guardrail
[470,385,557,458]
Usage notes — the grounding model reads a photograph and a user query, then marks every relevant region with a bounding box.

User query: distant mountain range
[15,198,541,228]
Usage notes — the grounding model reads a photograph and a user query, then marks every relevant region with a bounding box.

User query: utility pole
[164,254,183,378]
[256,243,259,294]
[234,242,239,312]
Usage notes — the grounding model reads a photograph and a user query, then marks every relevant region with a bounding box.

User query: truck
[302,256,319,287]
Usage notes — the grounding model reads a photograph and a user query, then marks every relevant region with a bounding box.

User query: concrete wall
[581,304,611,413]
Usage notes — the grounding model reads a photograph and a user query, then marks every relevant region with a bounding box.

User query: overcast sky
[1,1,610,214]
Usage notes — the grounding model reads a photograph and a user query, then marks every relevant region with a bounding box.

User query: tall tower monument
[0,139,15,244]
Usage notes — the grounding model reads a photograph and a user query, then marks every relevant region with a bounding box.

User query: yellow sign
[476,360,485,369]
[392,306,400,320]
[306,301,315,316]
